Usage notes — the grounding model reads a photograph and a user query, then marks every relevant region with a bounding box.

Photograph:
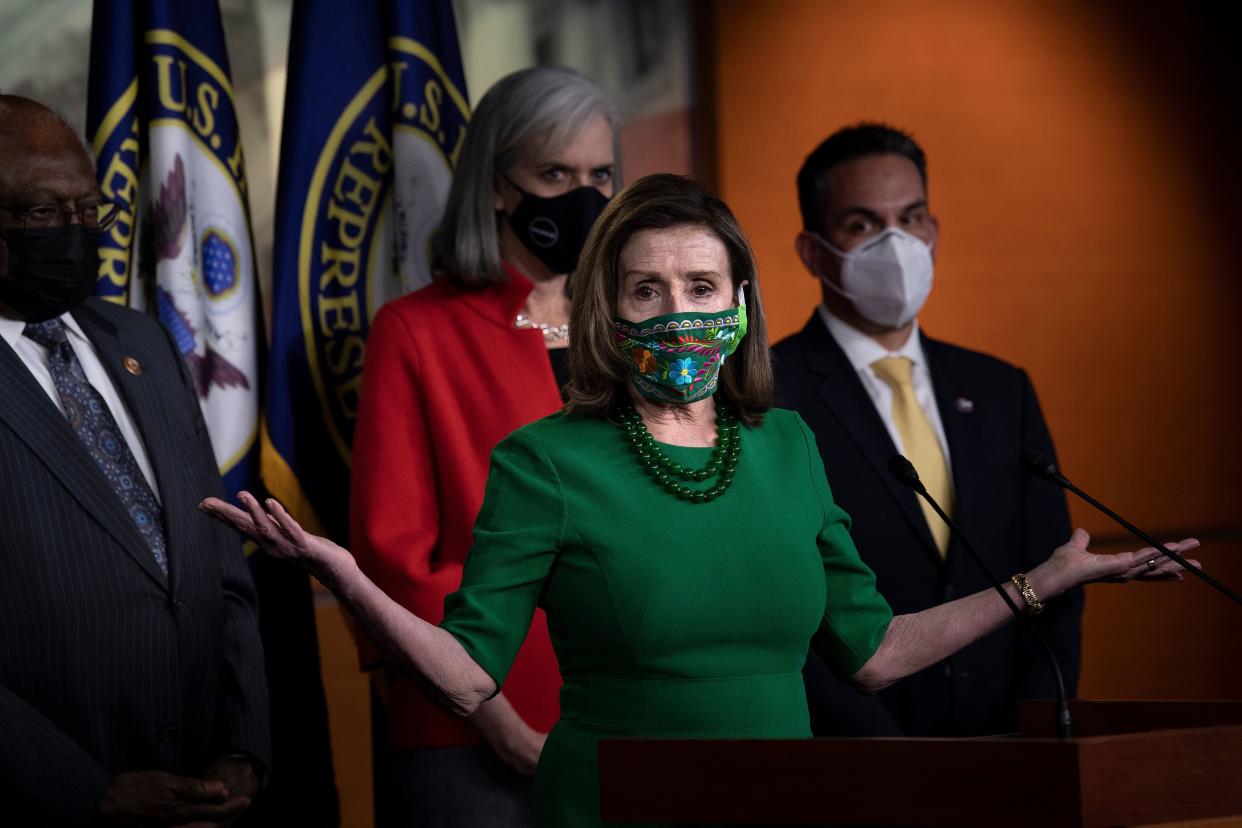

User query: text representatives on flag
[299,37,469,463]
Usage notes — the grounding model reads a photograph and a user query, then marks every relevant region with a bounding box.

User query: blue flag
[265,0,469,541]
[87,5,340,823]
[87,0,261,501]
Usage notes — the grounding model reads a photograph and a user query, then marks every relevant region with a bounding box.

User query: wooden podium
[598,701,1242,826]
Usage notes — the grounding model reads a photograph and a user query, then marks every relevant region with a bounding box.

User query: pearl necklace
[515,312,569,342]
[615,401,741,503]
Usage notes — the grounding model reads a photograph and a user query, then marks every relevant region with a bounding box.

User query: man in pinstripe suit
[0,96,270,825]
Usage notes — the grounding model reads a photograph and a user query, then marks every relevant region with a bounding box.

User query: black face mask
[0,225,101,322]
[502,177,609,275]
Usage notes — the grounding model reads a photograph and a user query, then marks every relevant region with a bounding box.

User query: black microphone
[888,454,924,491]
[888,454,1073,739]
[1020,450,1241,607]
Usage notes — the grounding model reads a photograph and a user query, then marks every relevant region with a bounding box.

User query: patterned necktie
[871,356,954,558]
[24,319,168,575]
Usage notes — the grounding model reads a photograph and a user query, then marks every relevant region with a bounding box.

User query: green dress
[440,408,893,826]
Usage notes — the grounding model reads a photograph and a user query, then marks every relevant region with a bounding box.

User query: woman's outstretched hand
[200,491,351,576]
[202,491,497,714]
[1037,528,1201,597]
[851,530,1205,694]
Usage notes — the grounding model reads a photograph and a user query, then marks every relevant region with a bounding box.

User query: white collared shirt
[817,306,953,471]
[0,311,161,500]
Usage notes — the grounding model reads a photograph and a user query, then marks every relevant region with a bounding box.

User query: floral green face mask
[614,288,749,404]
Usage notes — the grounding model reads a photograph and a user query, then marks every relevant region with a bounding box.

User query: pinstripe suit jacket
[0,298,270,825]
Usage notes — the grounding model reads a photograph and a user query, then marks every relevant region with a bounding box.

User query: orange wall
[708,0,1242,698]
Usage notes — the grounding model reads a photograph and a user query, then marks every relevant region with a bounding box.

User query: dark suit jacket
[0,299,270,824]
[774,313,1082,737]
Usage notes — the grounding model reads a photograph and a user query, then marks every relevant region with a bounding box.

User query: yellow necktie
[871,356,954,558]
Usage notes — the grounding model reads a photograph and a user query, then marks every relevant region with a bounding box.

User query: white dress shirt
[817,306,953,472]
[0,311,162,500]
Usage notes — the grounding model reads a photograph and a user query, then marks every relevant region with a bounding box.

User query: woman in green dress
[202,174,1197,827]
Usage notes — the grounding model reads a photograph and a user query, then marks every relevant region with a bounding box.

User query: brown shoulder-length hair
[565,173,773,425]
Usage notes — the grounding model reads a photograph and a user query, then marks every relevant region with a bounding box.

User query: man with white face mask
[773,123,1082,738]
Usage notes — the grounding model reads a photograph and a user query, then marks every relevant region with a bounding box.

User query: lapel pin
[954,396,974,414]
[123,356,142,376]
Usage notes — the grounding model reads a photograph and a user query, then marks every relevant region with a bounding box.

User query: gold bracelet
[1010,573,1044,616]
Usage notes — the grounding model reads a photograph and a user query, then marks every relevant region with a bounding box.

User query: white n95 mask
[816,228,934,328]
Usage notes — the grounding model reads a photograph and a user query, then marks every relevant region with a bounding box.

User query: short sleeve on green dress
[796,416,894,677]
[440,430,565,687]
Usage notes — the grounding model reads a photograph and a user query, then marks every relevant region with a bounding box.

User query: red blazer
[350,264,563,749]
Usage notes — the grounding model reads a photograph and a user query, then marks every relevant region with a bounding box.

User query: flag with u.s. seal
[86,0,260,501]
[265,0,469,541]
[87,6,342,824]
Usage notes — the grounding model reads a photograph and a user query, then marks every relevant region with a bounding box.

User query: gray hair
[434,66,620,287]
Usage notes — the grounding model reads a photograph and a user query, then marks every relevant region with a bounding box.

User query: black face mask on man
[0,224,101,322]
[500,174,609,275]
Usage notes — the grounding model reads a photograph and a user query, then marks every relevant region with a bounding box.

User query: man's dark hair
[797,123,927,232]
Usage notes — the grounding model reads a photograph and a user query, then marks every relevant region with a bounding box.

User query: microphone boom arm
[1021,450,1241,607]
[888,454,1074,739]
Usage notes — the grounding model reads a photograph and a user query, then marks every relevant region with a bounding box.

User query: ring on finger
[1146,558,1158,571]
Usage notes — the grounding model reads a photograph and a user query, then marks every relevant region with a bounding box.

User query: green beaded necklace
[615,400,741,503]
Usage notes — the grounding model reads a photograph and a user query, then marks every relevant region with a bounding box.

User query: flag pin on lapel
[123,356,142,376]
[955,396,974,414]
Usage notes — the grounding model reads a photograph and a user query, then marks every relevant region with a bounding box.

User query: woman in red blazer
[350,67,618,826]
